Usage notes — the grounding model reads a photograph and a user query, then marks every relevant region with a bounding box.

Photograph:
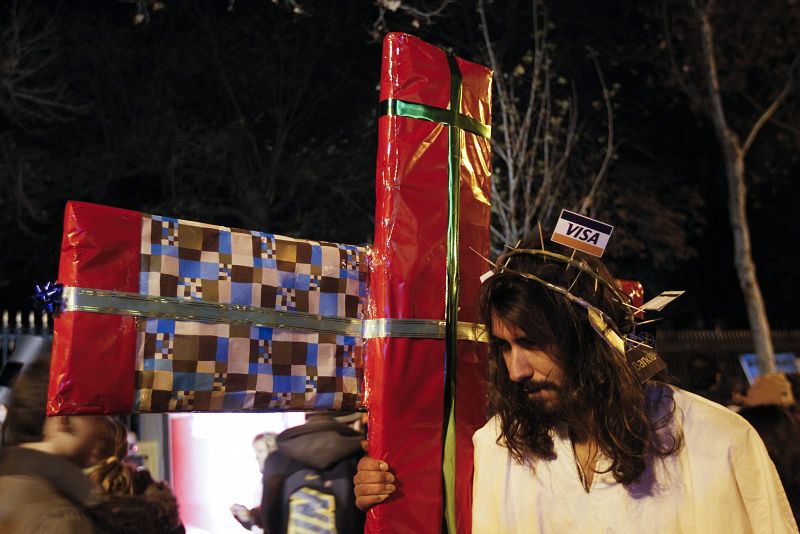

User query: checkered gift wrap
[49,202,366,414]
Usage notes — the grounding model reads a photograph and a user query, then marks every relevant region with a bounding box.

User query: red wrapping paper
[365,33,492,534]
[49,202,141,414]
[49,201,368,415]
[619,279,644,319]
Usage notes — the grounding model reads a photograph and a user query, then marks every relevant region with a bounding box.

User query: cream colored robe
[472,386,798,533]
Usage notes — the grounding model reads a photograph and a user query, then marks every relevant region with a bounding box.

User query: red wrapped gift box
[365,33,493,534]
[50,202,367,415]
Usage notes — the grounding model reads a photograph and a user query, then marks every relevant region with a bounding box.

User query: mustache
[519,380,560,394]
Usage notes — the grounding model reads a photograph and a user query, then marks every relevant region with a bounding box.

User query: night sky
[2,0,798,331]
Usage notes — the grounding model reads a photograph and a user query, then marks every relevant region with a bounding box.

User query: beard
[494,376,570,461]
[515,379,565,427]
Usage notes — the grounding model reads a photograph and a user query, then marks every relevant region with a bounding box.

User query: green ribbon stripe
[442,52,462,534]
[61,286,488,342]
[380,98,491,139]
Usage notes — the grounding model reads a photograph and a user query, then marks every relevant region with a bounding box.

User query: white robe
[472,386,798,533]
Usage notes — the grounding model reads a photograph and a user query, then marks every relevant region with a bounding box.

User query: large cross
[48,33,492,534]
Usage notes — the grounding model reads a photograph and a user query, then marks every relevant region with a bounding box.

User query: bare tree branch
[371,0,455,40]
[198,14,267,186]
[661,1,701,107]
[741,53,800,157]
[0,0,87,127]
[480,0,617,254]
[578,49,617,215]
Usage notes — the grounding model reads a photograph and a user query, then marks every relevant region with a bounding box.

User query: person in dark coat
[0,355,110,534]
[739,403,800,524]
[261,413,365,534]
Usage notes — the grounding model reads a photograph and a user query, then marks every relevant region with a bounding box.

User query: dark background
[1,0,797,331]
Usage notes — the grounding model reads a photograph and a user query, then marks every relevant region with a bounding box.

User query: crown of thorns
[483,247,649,359]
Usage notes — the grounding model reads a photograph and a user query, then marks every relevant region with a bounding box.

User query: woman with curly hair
[84,417,184,534]
[84,417,135,496]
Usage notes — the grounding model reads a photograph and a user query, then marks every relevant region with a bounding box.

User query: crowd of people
[1,244,799,533]
[0,344,367,534]
[0,352,184,534]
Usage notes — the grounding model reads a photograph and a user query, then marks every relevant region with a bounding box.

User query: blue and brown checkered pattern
[134,214,365,412]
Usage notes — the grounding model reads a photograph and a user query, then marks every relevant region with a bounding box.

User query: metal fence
[657,329,800,393]
[1,310,52,369]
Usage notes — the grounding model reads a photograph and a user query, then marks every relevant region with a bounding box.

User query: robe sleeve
[472,418,507,534]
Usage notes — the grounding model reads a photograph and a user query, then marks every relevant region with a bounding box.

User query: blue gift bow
[33,281,64,316]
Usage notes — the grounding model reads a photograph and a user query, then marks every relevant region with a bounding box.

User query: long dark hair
[479,247,682,485]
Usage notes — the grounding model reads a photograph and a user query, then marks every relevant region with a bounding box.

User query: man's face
[491,313,565,417]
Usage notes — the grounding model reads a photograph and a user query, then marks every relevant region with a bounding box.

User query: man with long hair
[354,246,798,532]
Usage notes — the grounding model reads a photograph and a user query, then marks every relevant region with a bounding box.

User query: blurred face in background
[55,415,114,468]
[254,439,270,473]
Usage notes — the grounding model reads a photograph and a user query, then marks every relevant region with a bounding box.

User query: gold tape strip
[62,287,488,342]
[362,318,488,342]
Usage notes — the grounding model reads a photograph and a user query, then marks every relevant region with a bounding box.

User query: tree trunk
[697,6,776,373]
[725,149,776,373]
[697,7,775,373]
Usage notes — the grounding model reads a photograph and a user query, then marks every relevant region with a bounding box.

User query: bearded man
[354,247,798,533]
